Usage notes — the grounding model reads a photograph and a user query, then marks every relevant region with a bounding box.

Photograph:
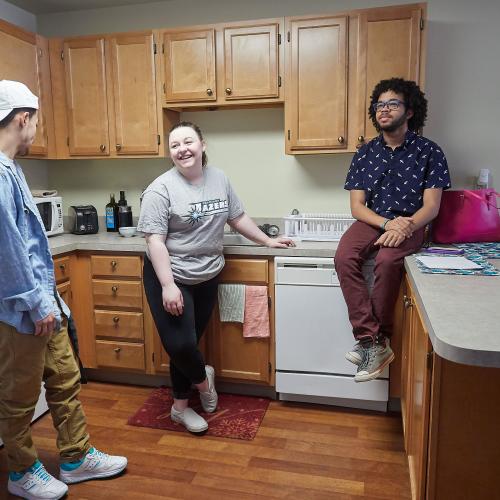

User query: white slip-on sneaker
[8,460,68,500]
[170,406,208,433]
[199,365,218,413]
[59,447,127,484]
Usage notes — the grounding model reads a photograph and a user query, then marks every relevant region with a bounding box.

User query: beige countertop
[48,232,500,368]
[48,232,339,258]
[404,257,500,369]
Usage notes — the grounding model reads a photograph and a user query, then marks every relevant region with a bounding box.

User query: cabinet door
[109,33,159,155]
[223,23,279,100]
[56,281,72,311]
[286,16,348,151]
[407,295,432,500]
[63,37,110,156]
[210,258,271,384]
[356,5,424,145]
[163,29,216,102]
[400,278,414,450]
[211,311,271,383]
[0,21,48,155]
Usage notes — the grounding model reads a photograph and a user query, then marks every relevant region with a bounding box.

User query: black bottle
[118,190,127,207]
[105,193,119,232]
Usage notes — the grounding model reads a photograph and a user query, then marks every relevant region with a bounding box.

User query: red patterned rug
[127,387,270,440]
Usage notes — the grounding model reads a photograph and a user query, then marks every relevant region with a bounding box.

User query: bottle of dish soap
[105,193,119,232]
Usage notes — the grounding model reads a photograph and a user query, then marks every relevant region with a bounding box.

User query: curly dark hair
[169,121,208,167]
[368,78,427,132]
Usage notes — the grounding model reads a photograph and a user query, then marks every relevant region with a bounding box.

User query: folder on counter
[415,255,483,270]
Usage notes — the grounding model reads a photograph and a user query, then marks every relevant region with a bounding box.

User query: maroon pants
[335,221,424,342]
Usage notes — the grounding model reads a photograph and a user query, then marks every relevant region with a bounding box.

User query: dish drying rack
[284,213,355,241]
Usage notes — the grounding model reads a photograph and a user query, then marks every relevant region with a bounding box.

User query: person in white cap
[0,80,128,499]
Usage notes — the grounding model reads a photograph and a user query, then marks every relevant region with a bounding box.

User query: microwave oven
[33,196,64,237]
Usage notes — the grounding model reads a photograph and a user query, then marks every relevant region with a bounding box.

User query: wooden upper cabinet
[356,4,425,144]
[109,33,158,155]
[163,29,216,102]
[63,37,110,156]
[285,16,348,152]
[223,23,279,100]
[162,19,283,107]
[0,20,53,156]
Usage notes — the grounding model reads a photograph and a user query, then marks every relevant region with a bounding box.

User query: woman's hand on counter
[266,236,296,248]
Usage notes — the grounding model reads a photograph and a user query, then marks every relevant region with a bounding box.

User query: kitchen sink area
[222,233,263,246]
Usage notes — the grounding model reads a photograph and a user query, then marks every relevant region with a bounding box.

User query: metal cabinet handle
[113,316,120,323]
[337,136,345,144]
[116,144,122,151]
[111,285,118,293]
[206,88,213,96]
[99,144,106,152]
[111,260,117,268]
[225,88,232,95]
[403,295,413,308]
[114,347,121,353]
[357,136,365,144]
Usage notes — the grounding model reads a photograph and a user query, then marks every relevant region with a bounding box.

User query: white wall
[35,0,500,216]
[0,0,36,31]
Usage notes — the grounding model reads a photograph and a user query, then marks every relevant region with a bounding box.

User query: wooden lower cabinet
[149,256,274,385]
[54,255,73,312]
[64,252,274,385]
[90,254,146,372]
[400,276,500,499]
[208,257,273,384]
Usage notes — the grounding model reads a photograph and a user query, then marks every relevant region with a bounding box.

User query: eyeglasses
[372,99,405,112]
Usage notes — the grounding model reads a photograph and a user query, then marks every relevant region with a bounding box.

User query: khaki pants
[0,321,90,472]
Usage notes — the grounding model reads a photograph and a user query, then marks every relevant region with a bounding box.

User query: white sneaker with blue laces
[59,447,127,484]
[8,460,68,500]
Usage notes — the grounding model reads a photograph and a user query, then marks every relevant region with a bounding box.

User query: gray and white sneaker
[354,338,394,383]
[345,342,366,365]
[199,365,218,413]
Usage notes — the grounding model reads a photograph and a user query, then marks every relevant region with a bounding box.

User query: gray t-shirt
[137,166,244,284]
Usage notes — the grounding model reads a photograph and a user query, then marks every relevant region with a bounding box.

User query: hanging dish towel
[243,286,270,338]
[218,284,245,323]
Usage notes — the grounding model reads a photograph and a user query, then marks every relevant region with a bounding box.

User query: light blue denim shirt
[0,152,69,334]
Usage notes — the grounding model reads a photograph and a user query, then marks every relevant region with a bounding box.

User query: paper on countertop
[415,255,483,270]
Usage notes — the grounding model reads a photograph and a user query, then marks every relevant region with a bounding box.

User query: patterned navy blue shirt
[344,130,451,219]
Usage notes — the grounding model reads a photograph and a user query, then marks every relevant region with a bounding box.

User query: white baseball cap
[0,80,39,122]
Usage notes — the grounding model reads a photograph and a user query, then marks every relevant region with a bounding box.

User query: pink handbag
[432,189,500,243]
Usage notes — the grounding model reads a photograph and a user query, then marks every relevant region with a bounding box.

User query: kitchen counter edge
[49,233,500,368]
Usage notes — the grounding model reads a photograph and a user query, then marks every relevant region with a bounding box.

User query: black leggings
[143,257,219,399]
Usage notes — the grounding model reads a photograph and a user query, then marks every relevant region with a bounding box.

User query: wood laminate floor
[0,382,411,499]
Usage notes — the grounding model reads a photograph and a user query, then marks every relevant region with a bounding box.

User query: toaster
[69,205,99,235]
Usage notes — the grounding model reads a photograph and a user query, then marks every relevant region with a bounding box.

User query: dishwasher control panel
[275,257,339,286]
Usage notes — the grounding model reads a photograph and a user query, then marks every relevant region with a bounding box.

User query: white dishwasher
[275,256,388,411]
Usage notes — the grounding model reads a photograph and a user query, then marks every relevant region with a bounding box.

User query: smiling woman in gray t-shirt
[138,165,244,284]
[138,121,294,434]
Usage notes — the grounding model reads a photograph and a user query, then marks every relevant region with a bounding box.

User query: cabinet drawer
[220,259,268,283]
[94,310,144,341]
[54,256,71,283]
[96,340,145,370]
[91,255,141,278]
[92,279,143,309]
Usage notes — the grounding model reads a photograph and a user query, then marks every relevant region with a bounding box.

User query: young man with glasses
[0,81,127,499]
[335,77,451,382]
